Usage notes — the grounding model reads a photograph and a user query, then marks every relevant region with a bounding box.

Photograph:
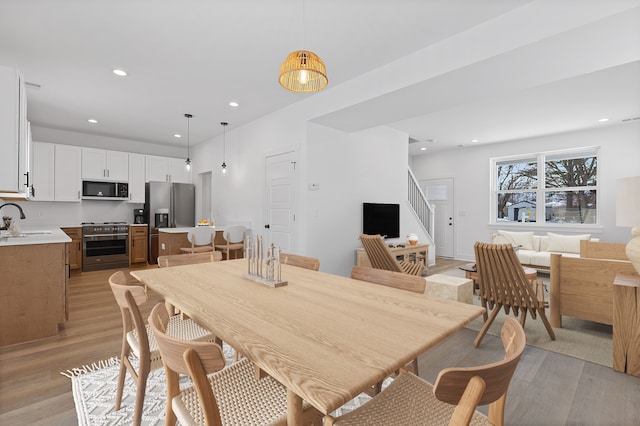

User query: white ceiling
[1,0,639,156]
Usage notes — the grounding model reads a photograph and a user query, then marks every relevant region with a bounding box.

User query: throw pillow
[496,230,535,250]
[546,232,591,254]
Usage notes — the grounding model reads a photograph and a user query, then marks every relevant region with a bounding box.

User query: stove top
[82,222,129,235]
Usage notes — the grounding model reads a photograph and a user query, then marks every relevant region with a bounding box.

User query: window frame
[490,146,600,227]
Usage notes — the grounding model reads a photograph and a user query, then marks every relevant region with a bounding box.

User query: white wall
[410,121,640,261]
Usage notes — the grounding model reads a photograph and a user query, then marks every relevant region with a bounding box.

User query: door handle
[264,224,270,229]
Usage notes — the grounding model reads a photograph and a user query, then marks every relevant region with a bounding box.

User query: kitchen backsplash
[4,200,144,227]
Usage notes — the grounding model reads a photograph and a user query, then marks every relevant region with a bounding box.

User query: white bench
[425,274,473,304]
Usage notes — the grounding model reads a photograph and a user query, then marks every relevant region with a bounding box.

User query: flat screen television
[362,202,400,239]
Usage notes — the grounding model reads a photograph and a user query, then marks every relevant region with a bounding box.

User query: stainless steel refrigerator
[145,181,195,264]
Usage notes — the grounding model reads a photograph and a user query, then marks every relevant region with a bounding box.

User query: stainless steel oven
[82,222,129,272]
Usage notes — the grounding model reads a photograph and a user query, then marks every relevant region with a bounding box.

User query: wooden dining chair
[359,234,424,276]
[351,266,425,394]
[326,317,526,426]
[281,252,320,271]
[158,251,222,267]
[147,303,323,426]
[214,225,246,260]
[180,226,215,254]
[109,272,216,426]
[473,242,556,347]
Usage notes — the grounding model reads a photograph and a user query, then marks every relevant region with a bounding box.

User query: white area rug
[64,343,388,425]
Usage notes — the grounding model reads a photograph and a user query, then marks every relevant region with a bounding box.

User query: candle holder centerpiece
[243,235,288,287]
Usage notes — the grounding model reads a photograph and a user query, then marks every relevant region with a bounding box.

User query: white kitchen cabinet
[0,65,31,199]
[31,143,82,202]
[128,153,146,203]
[81,148,129,181]
[31,141,55,201]
[145,155,191,183]
[168,157,191,183]
[55,144,82,202]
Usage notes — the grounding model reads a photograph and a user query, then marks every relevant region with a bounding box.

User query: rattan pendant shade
[279,50,328,92]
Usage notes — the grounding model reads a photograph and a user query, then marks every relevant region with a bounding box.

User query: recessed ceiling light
[112,69,127,77]
[471,139,479,143]
[174,134,182,138]
[598,118,609,122]
[420,147,427,151]
[229,102,239,107]
[88,119,98,124]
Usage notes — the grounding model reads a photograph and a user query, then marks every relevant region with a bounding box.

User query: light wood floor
[1,259,639,425]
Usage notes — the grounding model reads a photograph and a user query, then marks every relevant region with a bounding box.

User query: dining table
[131,259,485,425]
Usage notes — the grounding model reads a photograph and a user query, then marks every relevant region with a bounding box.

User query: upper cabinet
[128,153,146,203]
[0,65,31,199]
[145,155,190,184]
[31,142,82,202]
[82,148,128,182]
[31,142,55,201]
[55,144,82,202]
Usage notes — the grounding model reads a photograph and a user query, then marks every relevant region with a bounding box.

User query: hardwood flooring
[1,258,639,425]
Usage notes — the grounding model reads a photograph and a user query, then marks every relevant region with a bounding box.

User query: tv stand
[356,244,428,272]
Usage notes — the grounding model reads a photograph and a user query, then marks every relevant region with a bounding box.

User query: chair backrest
[224,225,246,244]
[351,265,425,294]
[281,253,320,271]
[158,251,222,267]
[148,303,226,426]
[359,234,404,273]
[188,226,215,246]
[109,271,149,357]
[434,317,526,425]
[474,242,539,309]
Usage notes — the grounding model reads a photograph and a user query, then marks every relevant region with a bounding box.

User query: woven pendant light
[279,50,328,92]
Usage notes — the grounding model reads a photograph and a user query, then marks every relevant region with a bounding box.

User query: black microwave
[82,181,129,200]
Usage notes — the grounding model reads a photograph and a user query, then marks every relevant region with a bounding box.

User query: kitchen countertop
[0,226,71,246]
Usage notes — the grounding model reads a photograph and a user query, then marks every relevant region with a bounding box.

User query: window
[492,148,598,225]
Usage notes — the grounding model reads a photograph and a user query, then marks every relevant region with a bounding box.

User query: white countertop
[159,226,223,233]
[0,226,71,246]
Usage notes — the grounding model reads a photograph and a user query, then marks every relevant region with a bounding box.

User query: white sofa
[491,230,595,270]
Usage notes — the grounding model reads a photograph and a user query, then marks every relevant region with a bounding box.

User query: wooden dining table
[131,259,485,425]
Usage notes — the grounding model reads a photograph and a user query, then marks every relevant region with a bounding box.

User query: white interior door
[265,150,297,251]
[421,177,454,258]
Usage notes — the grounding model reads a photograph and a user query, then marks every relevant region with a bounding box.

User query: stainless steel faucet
[0,203,26,219]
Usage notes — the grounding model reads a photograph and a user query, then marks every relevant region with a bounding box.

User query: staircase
[407,168,434,244]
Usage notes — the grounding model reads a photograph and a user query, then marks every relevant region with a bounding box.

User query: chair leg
[164,369,180,426]
[133,361,150,426]
[520,310,527,329]
[474,304,502,347]
[480,297,489,321]
[537,306,556,340]
[114,357,127,410]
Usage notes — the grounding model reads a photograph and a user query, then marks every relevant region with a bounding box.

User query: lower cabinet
[62,227,82,271]
[130,226,148,264]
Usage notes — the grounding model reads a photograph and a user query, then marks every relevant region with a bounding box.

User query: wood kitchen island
[0,227,70,346]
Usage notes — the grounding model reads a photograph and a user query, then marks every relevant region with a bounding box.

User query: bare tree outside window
[493,150,598,224]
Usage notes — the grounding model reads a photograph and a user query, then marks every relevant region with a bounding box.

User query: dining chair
[359,234,424,276]
[147,303,323,426]
[158,251,222,267]
[350,265,425,394]
[214,225,246,260]
[473,242,556,347]
[281,252,320,271]
[180,226,215,254]
[108,271,216,426]
[325,317,526,426]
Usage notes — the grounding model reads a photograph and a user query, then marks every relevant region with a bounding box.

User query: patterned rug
[63,343,387,425]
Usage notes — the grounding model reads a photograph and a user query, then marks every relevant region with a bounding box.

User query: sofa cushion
[530,251,579,268]
[515,249,536,265]
[547,232,591,254]
[495,230,535,250]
